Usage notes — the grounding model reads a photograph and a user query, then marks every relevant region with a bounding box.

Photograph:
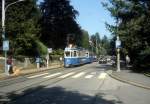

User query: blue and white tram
[64,47,92,67]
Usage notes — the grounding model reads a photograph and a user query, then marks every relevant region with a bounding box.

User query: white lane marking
[90,72,97,75]
[72,72,86,78]
[85,75,93,79]
[28,73,49,79]
[101,69,105,71]
[43,73,61,78]
[58,72,75,78]
[98,73,107,79]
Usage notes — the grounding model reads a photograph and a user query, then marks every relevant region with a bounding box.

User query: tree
[103,0,150,69]
[40,0,81,49]
[90,33,101,55]
[0,0,41,56]
[101,35,111,55]
[81,30,89,49]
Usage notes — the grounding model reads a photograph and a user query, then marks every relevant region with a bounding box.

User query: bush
[50,49,64,56]
[133,47,150,72]
[36,40,48,56]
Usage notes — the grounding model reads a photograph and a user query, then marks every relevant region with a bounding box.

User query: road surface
[0,62,150,104]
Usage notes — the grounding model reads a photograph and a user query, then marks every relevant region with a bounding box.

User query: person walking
[59,56,63,66]
[125,55,130,67]
[7,56,13,75]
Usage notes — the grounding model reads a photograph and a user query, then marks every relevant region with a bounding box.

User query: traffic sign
[48,48,52,53]
[116,40,121,48]
[36,57,40,63]
[3,40,9,51]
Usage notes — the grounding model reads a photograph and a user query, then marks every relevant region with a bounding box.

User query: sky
[70,0,115,38]
[38,0,115,38]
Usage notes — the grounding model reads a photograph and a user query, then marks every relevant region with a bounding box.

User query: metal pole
[2,0,7,75]
[37,63,40,69]
[117,48,120,72]
[5,51,8,74]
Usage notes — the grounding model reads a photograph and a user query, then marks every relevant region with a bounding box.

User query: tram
[64,45,94,67]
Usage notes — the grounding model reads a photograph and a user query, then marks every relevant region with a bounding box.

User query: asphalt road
[0,62,150,104]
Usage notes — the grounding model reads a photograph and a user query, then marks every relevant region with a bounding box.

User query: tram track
[0,67,65,88]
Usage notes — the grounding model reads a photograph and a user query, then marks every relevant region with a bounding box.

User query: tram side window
[74,51,77,57]
[65,51,70,57]
[71,51,77,57]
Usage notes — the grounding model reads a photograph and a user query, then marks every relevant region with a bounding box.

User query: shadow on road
[0,85,123,104]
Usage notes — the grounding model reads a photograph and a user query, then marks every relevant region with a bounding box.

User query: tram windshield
[65,51,70,57]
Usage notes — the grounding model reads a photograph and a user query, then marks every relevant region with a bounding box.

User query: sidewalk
[0,63,63,80]
[109,68,150,90]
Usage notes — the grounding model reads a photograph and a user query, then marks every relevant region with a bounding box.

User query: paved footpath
[110,69,150,90]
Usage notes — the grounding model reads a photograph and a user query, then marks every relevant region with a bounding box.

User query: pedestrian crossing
[72,72,86,78]
[85,75,94,79]
[43,73,61,78]
[27,71,108,80]
[98,73,107,79]
[58,72,75,78]
[27,73,49,79]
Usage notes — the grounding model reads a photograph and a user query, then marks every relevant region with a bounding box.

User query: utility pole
[2,0,8,75]
[115,3,121,72]
[116,36,121,72]
[117,48,120,71]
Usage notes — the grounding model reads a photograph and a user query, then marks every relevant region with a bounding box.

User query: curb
[0,65,63,80]
[144,73,150,77]
[106,70,150,90]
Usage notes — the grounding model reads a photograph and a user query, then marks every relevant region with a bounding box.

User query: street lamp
[2,0,25,75]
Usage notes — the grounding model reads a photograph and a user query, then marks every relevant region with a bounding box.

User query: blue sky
[38,0,115,38]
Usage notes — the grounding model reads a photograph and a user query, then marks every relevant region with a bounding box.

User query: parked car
[98,58,107,64]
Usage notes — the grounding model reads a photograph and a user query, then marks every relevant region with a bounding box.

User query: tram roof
[64,47,88,51]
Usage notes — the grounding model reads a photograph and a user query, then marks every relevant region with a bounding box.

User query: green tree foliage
[101,35,111,55]
[90,33,103,55]
[81,30,89,49]
[0,0,41,56]
[90,33,112,55]
[40,0,81,49]
[103,0,150,69]
[35,40,48,56]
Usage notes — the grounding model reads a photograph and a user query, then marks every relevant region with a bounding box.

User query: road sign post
[115,36,121,72]
[36,57,40,69]
[3,40,9,75]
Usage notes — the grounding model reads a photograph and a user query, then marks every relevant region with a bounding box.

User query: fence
[0,55,64,73]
